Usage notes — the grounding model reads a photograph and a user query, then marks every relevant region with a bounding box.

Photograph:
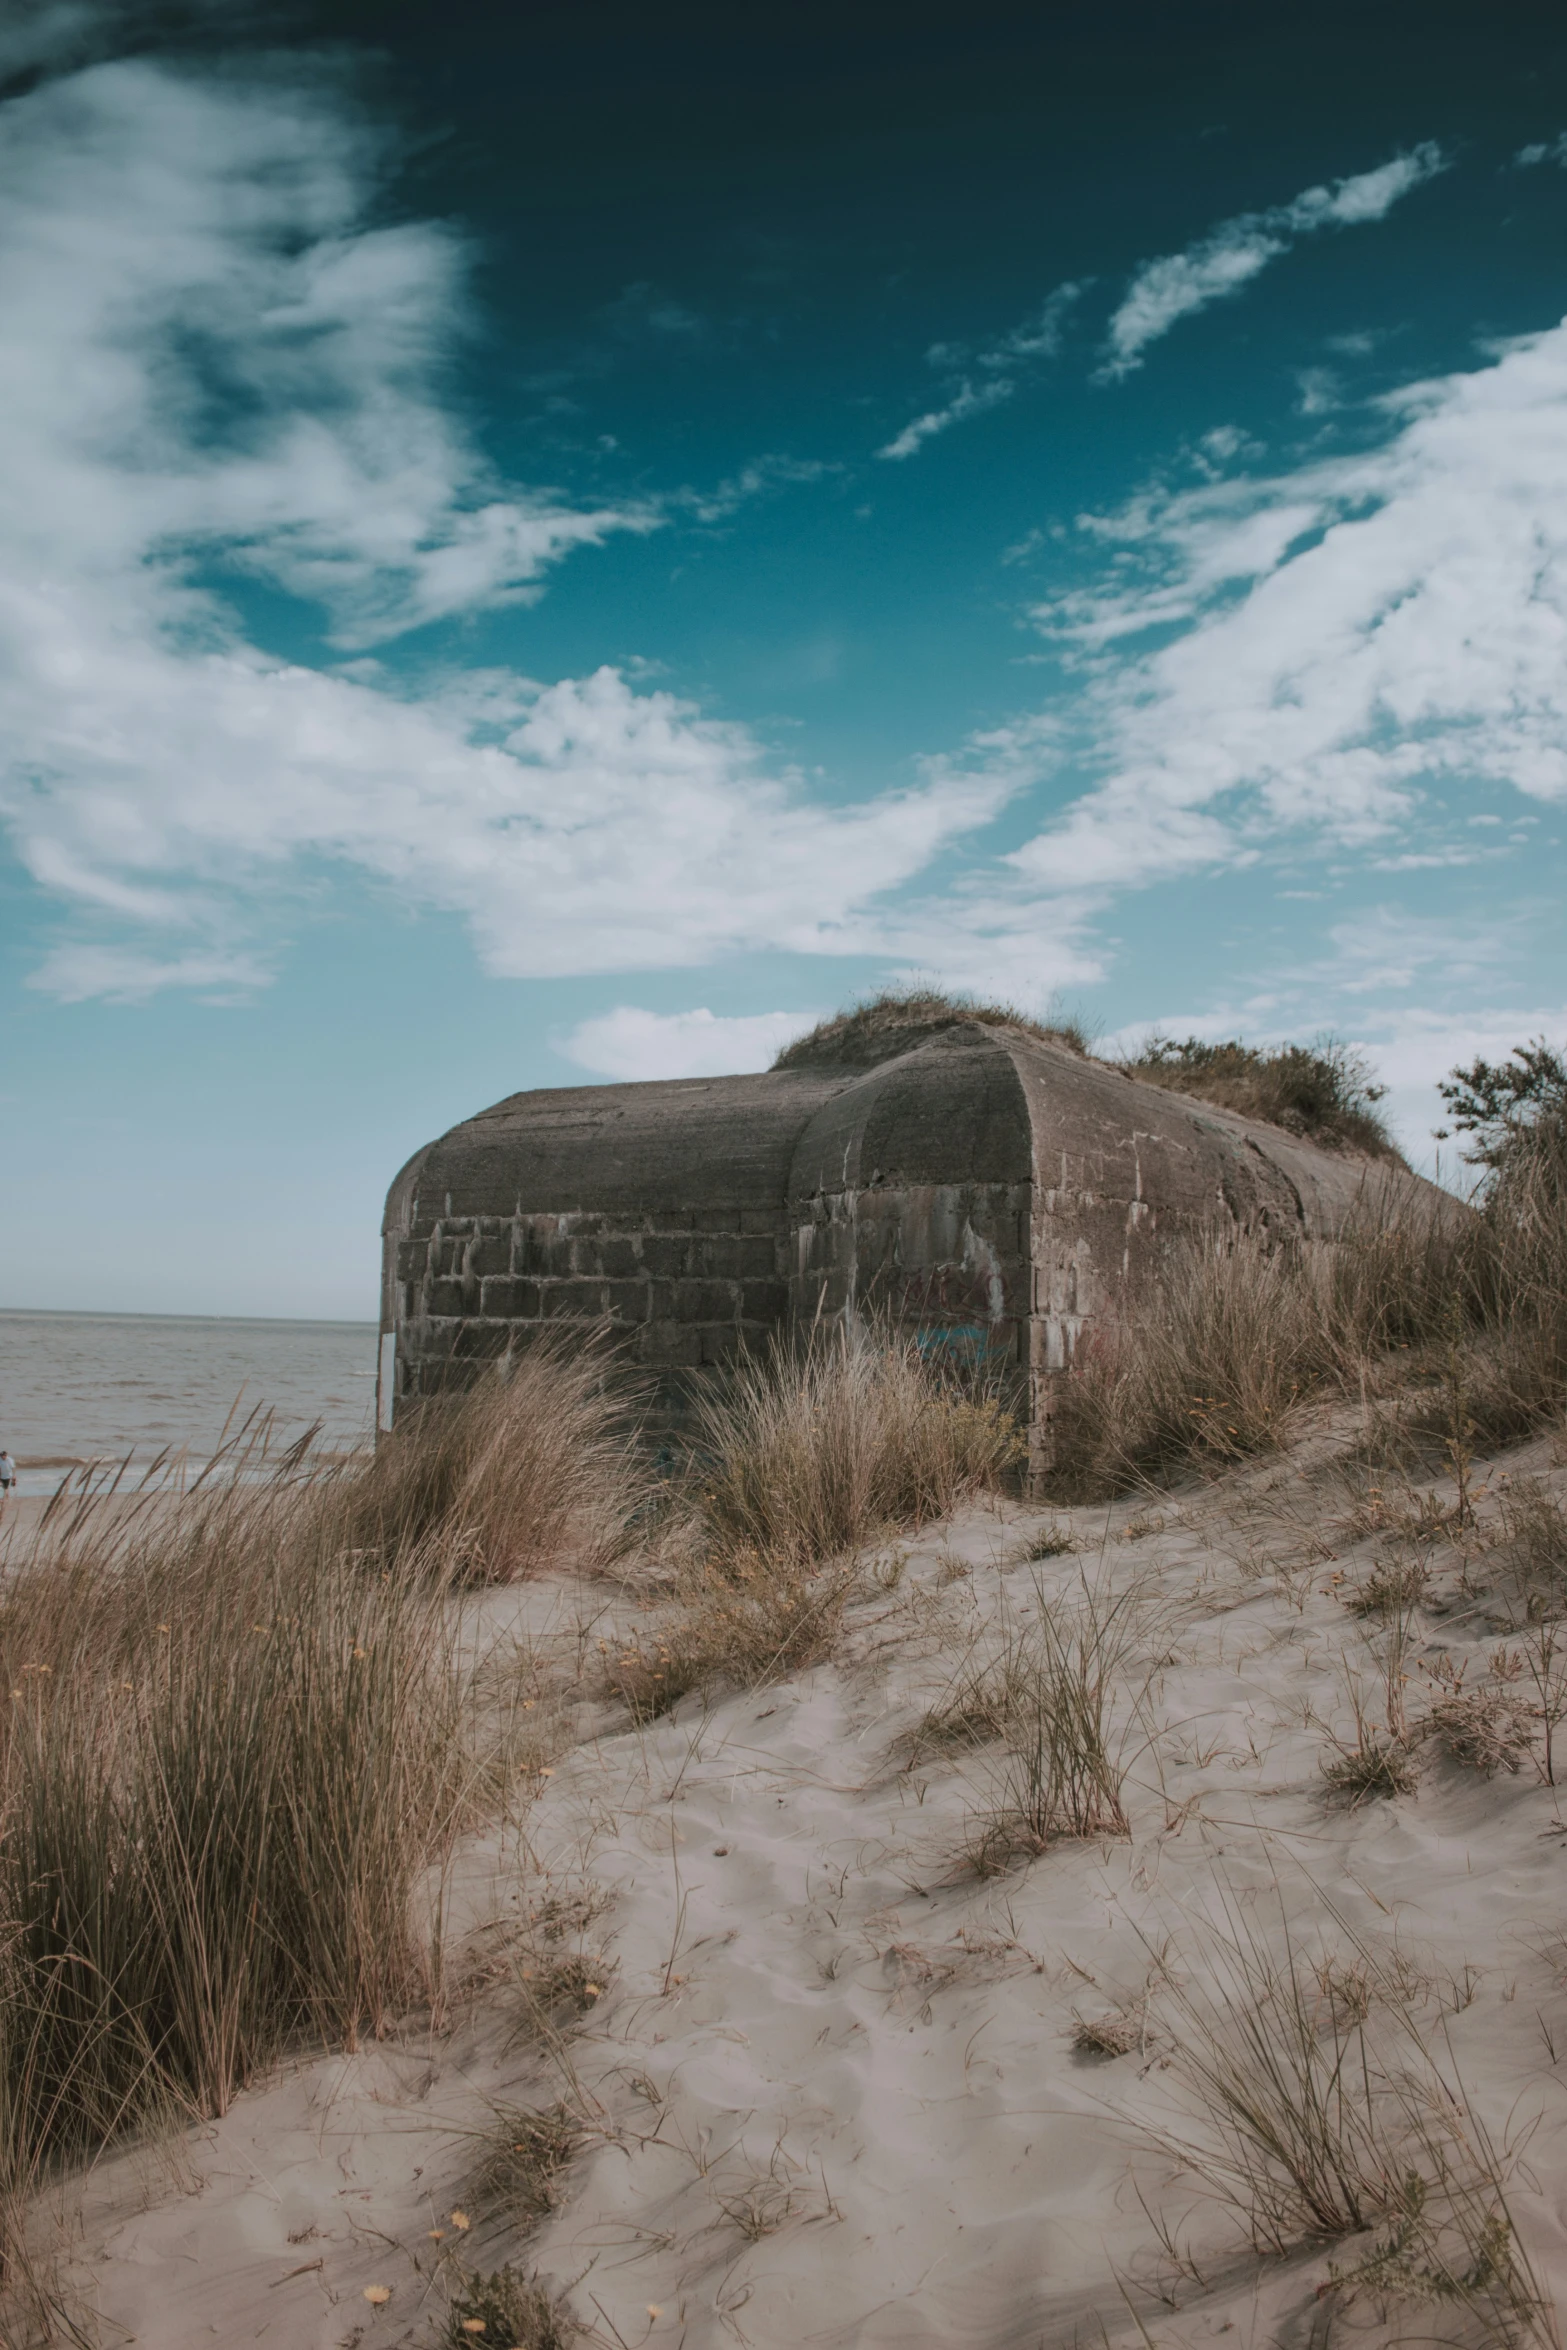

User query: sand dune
[37,1419,1567,2348]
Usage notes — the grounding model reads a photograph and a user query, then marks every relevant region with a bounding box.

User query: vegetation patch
[0,1453,479,2228]
[470,2103,582,2221]
[443,2265,576,2348]
[772,987,1089,1070]
[343,1330,650,1584]
[1145,1899,1553,2350]
[690,1326,1024,1570]
[957,1576,1142,1874]
[1339,1556,1431,1616]
[1120,1034,1398,1157]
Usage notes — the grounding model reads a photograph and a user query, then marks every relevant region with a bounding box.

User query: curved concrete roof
[388,1020,1401,1248]
[384,1066,854,1234]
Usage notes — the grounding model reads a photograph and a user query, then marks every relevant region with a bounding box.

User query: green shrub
[1121,1034,1397,1156]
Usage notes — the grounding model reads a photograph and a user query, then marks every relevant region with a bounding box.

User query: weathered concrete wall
[771,1024,1385,1474]
[784,1026,1034,1414]
[380,1020,1420,1455]
[380,1070,849,1428]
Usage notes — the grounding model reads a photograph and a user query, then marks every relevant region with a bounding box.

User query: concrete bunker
[380,1017,1421,1473]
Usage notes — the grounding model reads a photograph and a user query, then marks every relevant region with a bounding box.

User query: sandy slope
[40,1426,1567,2349]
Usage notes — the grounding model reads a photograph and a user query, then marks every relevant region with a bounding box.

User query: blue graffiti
[914,1324,1006,1361]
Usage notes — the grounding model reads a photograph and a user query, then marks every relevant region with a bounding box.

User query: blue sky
[3,0,1567,1317]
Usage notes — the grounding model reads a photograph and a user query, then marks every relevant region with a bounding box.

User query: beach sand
[25,1416,1567,2347]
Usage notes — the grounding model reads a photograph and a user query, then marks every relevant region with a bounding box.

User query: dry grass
[1340,1555,1431,1616]
[1321,1732,1421,1805]
[0,1468,474,2190]
[595,1330,1022,1722]
[470,2102,582,2220]
[1418,1656,1535,1778]
[345,1330,650,1584]
[773,986,1089,1070]
[1501,1478,1567,1614]
[0,1377,632,2306]
[1463,1126,1567,1444]
[1042,1150,1567,1500]
[1024,1524,1076,1559]
[949,1574,1143,1874]
[1119,1034,1398,1157]
[1322,1613,1422,1805]
[690,1326,1023,1572]
[1146,1898,1558,2345]
[1072,2008,1144,2059]
[1046,1195,1463,1498]
[443,2265,576,2347]
[604,1549,853,1721]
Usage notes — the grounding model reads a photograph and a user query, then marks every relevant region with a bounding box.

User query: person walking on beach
[0,1451,14,1509]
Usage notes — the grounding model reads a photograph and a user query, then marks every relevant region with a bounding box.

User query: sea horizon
[0,1309,380,1494]
[0,1305,378,1329]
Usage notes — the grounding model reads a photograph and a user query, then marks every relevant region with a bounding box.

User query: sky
[3,0,1567,1318]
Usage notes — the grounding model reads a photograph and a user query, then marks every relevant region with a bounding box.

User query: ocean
[0,1310,380,1495]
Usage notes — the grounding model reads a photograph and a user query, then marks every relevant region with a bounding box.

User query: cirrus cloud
[1099,145,1446,378]
[0,51,1015,997]
[1012,314,1567,895]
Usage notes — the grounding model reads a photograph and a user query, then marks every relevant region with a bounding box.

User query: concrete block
[642,1321,704,1367]
[479,1277,542,1319]
[452,1321,510,1360]
[694,1206,741,1234]
[541,1282,601,1319]
[677,1279,738,1323]
[641,1234,693,1280]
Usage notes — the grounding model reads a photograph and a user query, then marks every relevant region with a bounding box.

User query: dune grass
[0,1353,644,2299]
[690,1325,1023,1570]
[1147,1898,1558,2345]
[443,2265,577,2348]
[612,1329,1023,1716]
[601,1328,1024,1719]
[0,1459,478,2234]
[1045,1138,1567,1499]
[772,986,1090,1070]
[913,1572,1145,1873]
[344,1329,650,1583]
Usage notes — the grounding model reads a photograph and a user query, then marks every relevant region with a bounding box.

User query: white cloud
[1013,316,1567,896]
[877,284,1080,461]
[683,453,835,522]
[0,54,1016,997]
[877,377,1015,462]
[1516,134,1567,168]
[977,282,1083,370]
[562,1005,819,1081]
[1101,145,1446,377]
[27,944,271,1002]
